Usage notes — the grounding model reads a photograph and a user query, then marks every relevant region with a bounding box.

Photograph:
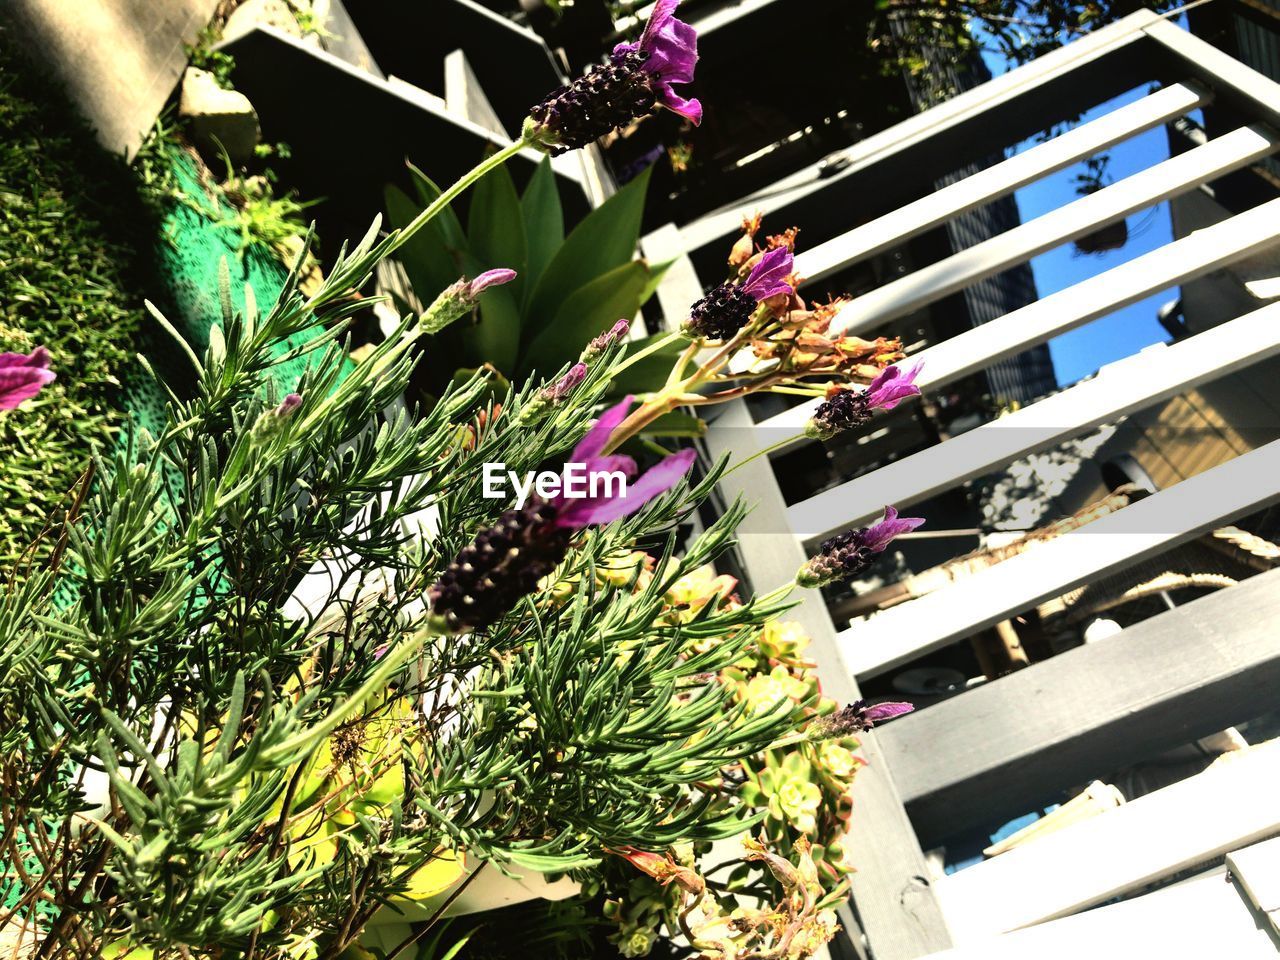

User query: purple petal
[741,247,793,301]
[656,84,703,124]
[546,362,588,401]
[558,447,696,527]
[862,505,925,553]
[571,396,634,463]
[641,5,698,85]
[0,347,55,410]
[863,701,914,725]
[275,393,302,417]
[866,362,922,411]
[468,268,517,296]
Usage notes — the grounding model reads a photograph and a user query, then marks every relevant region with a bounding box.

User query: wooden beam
[642,225,956,959]
[933,740,1280,941]
[676,12,1167,268]
[706,403,954,960]
[788,299,1280,544]
[918,864,1279,958]
[877,567,1280,845]
[834,435,1280,680]
[827,125,1279,336]
[755,195,1280,445]
[796,82,1211,285]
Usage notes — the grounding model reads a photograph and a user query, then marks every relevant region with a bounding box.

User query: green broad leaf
[467,161,527,304]
[384,184,458,304]
[525,164,651,327]
[520,157,564,303]
[462,282,523,375]
[638,257,675,306]
[405,161,465,250]
[607,333,685,397]
[642,411,706,438]
[520,261,648,379]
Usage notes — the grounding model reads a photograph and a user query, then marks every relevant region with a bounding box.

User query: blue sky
[977,32,1184,386]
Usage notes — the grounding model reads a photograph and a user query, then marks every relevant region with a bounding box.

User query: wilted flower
[805,362,922,440]
[683,247,794,341]
[526,0,700,153]
[0,346,55,410]
[806,699,914,740]
[611,846,705,896]
[428,396,696,632]
[420,269,517,334]
[796,506,924,588]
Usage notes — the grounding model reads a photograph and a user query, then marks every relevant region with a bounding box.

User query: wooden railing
[645,10,1280,958]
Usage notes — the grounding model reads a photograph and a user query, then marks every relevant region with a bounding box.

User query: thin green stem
[720,434,802,479]
[387,138,531,255]
[262,622,441,764]
[606,329,685,379]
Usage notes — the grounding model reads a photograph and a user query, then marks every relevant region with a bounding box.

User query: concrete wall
[5,0,219,156]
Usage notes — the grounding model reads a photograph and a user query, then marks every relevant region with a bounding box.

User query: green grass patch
[0,40,153,573]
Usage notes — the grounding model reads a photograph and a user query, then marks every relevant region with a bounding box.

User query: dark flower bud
[805,389,871,441]
[427,501,574,633]
[682,280,757,341]
[796,506,924,588]
[807,699,914,740]
[525,0,700,154]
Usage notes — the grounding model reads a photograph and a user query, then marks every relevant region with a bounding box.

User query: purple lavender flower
[429,396,696,632]
[583,318,631,361]
[683,247,794,341]
[542,362,588,402]
[422,269,517,334]
[796,506,924,588]
[467,268,518,297]
[526,0,700,153]
[805,362,923,441]
[0,346,55,411]
[275,393,303,417]
[807,699,915,740]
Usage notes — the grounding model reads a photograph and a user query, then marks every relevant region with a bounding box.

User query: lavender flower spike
[0,346,55,411]
[429,396,696,632]
[526,0,700,153]
[467,268,518,297]
[807,699,915,740]
[683,247,794,341]
[582,318,631,361]
[796,506,924,588]
[420,269,517,334]
[805,362,923,441]
[542,362,588,402]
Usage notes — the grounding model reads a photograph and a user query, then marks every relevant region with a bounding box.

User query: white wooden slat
[1226,835,1280,937]
[755,195,1280,440]
[787,299,1280,545]
[827,125,1278,336]
[834,435,1280,680]
[795,82,1211,284]
[1145,17,1280,130]
[676,10,1163,253]
[935,741,1280,943]
[923,867,1278,959]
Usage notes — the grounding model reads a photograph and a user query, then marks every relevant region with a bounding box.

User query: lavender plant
[0,5,925,957]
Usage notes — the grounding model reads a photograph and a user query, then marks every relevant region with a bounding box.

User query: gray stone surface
[5,0,221,157]
[179,66,261,163]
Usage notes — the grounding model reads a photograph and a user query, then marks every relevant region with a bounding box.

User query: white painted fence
[646,9,1280,959]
